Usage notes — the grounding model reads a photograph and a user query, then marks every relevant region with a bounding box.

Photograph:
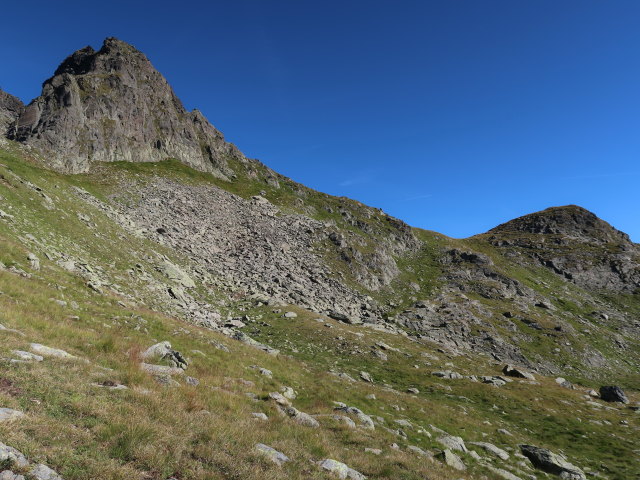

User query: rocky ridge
[6,38,254,177]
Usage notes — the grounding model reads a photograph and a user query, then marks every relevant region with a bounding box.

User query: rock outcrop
[7,38,252,176]
[0,90,23,134]
[484,205,640,293]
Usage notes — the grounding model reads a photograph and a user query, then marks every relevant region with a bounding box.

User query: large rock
[599,386,629,404]
[141,341,188,369]
[519,445,586,480]
[0,442,29,467]
[254,443,289,466]
[334,405,375,430]
[158,260,196,289]
[0,408,25,423]
[29,464,64,480]
[283,407,320,428]
[436,434,468,452]
[469,441,509,460]
[502,364,535,380]
[318,459,366,479]
[437,449,465,471]
[29,343,77,360]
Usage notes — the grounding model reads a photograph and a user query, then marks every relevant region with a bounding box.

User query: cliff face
[0,89,24,135]
[8,38,247,176]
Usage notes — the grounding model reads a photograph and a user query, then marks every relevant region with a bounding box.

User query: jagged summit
[7,37,249,176]
[489,205,632,244]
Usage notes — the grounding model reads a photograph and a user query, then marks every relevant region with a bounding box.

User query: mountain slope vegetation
[0,38,638,480]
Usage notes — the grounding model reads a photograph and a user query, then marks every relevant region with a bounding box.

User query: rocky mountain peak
[489,205,632,244]
[7,37,249,176]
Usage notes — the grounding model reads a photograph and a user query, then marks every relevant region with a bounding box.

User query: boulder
[318,459,366,479]
[519,445,586,480]
[0,442,29,467]
[158,260,195,288]
[0,471,26,480]
[283,407,320,427]
[436,434,468,452]
[334,405,375,430]
[254,443,289,466]
[0,408,25,423]
[29,463,64,480]
[437,449,465,470]
[141,341,188,370]
[502,364,535,380]
[469,441,509,460]
[268,392,291,407]
[29,343,77,360]
[280,386,297,400]
[599,386,629,404]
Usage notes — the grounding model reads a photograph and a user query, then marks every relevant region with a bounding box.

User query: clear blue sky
[2,1,639,241]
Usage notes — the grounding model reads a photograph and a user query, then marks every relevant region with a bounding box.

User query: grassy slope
[0,142,639,479]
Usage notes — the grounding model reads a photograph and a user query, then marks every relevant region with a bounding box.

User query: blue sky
[2,1,639,241]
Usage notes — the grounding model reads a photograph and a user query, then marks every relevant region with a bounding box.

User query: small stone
[283,311,297,318]
[251,412,268,420]
[27,253,40,271]
[407,387,419,394]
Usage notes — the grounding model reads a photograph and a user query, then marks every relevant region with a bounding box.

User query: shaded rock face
[7,37,247,176]
[519,444,586,480]
[485,206,640,293]
[0,90,24,134]
[599,385,629,404]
